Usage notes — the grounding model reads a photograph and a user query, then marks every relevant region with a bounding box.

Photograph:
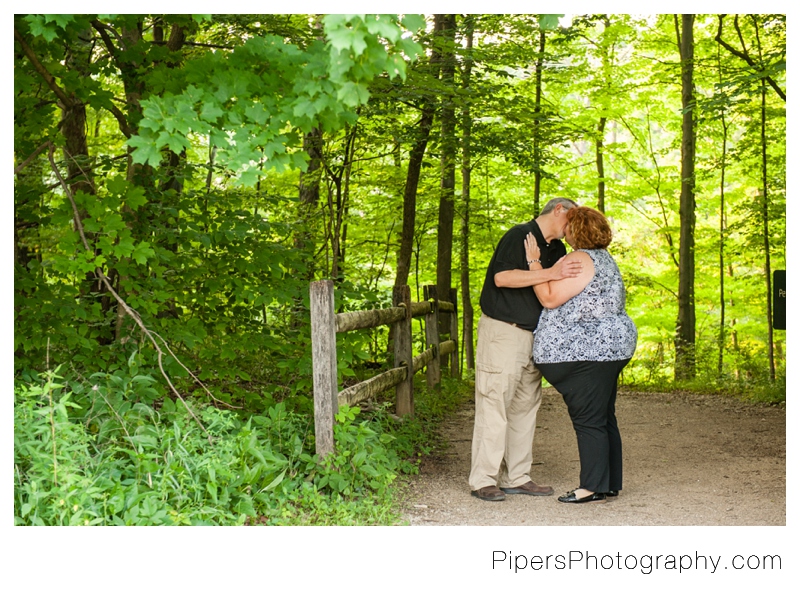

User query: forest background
[13,13,785,526]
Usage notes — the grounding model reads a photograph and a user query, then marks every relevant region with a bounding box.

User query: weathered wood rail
[310,280,459,457]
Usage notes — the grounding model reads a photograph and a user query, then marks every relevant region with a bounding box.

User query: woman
[524,206,637,504]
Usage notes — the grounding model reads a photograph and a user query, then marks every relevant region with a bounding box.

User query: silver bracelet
[527,259,541,265]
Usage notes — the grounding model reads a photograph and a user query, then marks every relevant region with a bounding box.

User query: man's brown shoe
[500,481,554,496]
[471,485,506,502]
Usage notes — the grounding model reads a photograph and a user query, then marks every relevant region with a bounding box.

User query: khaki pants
[469,314,543,490]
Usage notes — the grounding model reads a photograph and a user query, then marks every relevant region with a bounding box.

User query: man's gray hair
[540,197,578,216]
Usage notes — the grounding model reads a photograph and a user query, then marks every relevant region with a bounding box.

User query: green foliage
[127,15,423,180]
[15,367,461,526]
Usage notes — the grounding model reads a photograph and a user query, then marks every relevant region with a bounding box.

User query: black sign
[773,270,785,331]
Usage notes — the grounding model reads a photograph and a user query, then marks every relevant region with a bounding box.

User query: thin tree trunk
[436,14,458,366]
[728,262,739,379]
[395,110,434,289]
[395,15,445,288]
[750,18,776,381]
[533,29,546,216]
[295,16,325,281]
[157,22,188,200]
[674,14,697,381]
[340,124,358,274]
[460,17,475,372]
[109,18,150,342]
[760,80,776,381]
[327,124,357,282]
[716,46,729,378]
[297,128,324,251]
[596,14,611,214]
[717,116,728,378]
[596,116,607,213]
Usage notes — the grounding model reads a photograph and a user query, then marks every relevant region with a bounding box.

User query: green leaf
[141,99,165,124]
[238,168,260,187]
[44,14,75,29]
[325,20,358,53]
[365,16,401,43]
[293,99,319,121]
[131,242,154,265]
[262,468,286,492]
[401,14,426,32]
[114,237,135,258]
[156,130,191,155]
[337,81,370,107]
[125,187,148,211]
[245,102,269,126]
[25,15,60,42]
[126,134,161,167]
[538,14,564,30]
[200,101,224,123]
[106,176,128,196]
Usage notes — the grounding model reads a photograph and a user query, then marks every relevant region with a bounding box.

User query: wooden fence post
[310,280,337,458]
[393,285,414,416]
[449,287,460,378]
[423,285,441,388]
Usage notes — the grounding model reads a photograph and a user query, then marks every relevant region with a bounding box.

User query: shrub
[13,366,435,525]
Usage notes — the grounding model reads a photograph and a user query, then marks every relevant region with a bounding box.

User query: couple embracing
[469,198,637,505]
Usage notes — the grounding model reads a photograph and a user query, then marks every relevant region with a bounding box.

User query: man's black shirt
[479,219,567,332]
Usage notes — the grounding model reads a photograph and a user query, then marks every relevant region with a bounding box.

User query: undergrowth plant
[14,365,469,526]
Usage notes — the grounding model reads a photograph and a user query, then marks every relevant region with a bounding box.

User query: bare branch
[14,141,52,175]
[90,19,125,57]
[108,104,134,138]
[151,331,239,409]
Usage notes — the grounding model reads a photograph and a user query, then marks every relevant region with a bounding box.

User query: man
[470,197,580,501]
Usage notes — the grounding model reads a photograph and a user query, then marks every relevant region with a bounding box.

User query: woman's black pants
[537,359,631,493]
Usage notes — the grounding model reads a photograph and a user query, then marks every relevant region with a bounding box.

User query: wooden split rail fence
[309,280,460,458]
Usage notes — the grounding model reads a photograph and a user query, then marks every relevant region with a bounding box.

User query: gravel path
[401,388,786,526]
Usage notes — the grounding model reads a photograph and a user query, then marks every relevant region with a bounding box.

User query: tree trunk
[329,124,357,282]
[436,14,458,366]
[674,14,697,381]
[340,124,358,274]
[533,29,546,216]
[728,262,739,378]
[596,116,607,213]
[395,15,445,289]
[759,80,776,381]
[750,18,777,382]
[157,23,188,203]
[716,46,729,378]
[295,16,326,281]
[596,15,611,214]
[297,127,324,275]
[460,17,475,372]
[717,118,728,378]
[102,17,150,342]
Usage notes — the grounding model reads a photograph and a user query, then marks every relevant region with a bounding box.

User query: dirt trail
[401,388,785,526]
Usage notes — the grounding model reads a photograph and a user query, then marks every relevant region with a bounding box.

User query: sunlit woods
[15,14,785,403]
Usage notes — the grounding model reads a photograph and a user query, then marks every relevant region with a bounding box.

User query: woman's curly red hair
[567,206,612,249]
